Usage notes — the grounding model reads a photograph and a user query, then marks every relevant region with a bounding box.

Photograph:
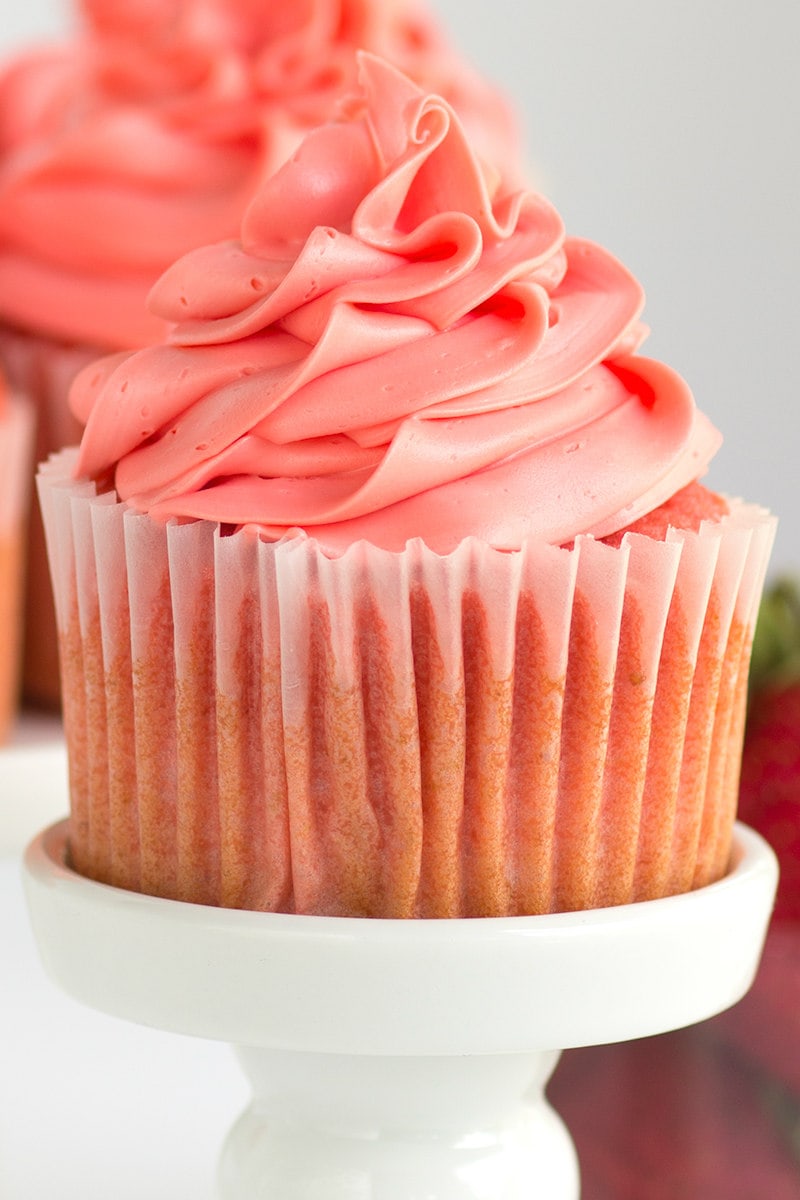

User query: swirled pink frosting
[0,0,519,350]
[72,54,721,553]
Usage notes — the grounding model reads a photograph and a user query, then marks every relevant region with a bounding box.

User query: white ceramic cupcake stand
[24,820,777,1199]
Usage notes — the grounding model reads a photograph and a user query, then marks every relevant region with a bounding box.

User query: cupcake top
[71,53,721,554]
[0,0,519,350]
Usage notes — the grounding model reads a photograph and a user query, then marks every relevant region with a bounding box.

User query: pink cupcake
[0,0,521,708]
[39,54,774,917]
[0,372,34,742]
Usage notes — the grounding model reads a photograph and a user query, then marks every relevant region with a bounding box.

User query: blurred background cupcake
[0,374,35,743]
[38,55,774,916]
[0,0,522,710]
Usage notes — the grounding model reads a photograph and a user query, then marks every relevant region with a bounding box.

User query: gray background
[2,1,797,575]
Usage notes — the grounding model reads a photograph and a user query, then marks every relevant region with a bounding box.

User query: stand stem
[219,1048,579,1199]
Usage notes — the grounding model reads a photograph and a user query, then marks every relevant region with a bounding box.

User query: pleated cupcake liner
[38,448,776,916]
[0,326,100,707]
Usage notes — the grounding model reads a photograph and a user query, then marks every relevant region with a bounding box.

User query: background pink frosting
[73,54,721,553]
[0,0,520,350]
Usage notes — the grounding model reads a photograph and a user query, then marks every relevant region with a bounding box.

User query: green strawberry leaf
[749,577,800,696]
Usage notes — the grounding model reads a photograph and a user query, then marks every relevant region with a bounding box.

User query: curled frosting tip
[241,118,382,255]
[74,53,720,553]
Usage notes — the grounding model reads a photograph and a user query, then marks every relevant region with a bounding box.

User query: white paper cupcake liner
[38,449,776,916]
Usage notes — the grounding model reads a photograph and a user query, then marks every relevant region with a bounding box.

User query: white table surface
[0,714,247,1199]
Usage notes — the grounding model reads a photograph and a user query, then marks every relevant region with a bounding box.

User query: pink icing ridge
[0,0,520,350]
[72,54,721,553]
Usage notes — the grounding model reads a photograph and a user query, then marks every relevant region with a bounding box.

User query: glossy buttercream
[0,0,519,350]
[73,54,721,553]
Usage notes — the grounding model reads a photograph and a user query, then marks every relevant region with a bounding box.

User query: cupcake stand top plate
[22,817,778,1199]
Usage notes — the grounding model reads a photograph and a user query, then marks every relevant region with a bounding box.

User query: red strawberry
[737,577,800,922]
[737,684,800,921]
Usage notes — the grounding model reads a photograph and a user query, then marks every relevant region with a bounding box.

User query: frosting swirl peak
[73,53,721,552]
[0,1,519,349]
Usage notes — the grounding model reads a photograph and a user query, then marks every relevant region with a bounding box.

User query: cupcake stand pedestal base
[24,821,777,1199]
